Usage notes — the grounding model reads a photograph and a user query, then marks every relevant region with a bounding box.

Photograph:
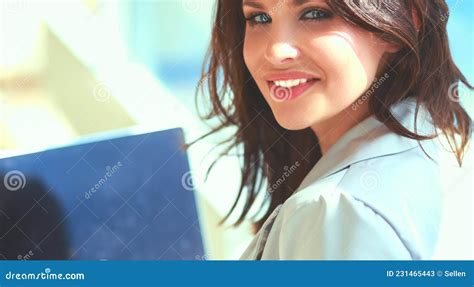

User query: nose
[264,42,299,66]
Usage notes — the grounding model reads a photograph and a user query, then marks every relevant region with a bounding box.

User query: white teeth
[273,78,310,88]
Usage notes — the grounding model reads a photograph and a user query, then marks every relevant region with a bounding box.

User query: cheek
[243,33,262,76]
[244,33,271,97]
[309,33,382,100]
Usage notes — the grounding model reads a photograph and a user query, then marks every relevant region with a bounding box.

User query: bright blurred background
[0,0,472,259]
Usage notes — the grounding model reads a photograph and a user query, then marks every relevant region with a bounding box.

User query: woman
[191,0,472,259]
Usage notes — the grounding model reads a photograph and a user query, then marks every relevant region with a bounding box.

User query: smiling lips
[264,71,321,102]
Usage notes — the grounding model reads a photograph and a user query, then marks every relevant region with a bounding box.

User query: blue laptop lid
[0,128,204,260]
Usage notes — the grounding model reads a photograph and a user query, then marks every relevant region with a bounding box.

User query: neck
[311,101,372,155]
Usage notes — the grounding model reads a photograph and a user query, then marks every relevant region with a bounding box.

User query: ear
[370,32,401,54]
[384,6,421,54]
[411,6,422,33]
[385,43,401,54]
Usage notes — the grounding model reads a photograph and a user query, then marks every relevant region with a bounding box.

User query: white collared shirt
[240,99,473,260]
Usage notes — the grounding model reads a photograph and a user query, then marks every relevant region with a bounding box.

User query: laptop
[0,128,205,260]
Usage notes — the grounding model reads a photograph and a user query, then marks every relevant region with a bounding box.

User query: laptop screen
[0,128,204,260]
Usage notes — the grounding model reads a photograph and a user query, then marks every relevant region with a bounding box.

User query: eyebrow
[242,0,317,9]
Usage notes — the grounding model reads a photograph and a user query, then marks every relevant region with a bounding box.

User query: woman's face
[242,0,396,130]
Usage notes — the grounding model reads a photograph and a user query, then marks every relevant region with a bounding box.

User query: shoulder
[288,142,442,212]
[338,142,442,198]
[272,145,443,259]
[267,184,411,259]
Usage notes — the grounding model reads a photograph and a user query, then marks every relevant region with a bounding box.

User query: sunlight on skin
[243,0,398,154]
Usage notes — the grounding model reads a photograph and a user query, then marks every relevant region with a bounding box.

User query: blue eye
[245,13,271,25]
[244,8,331,27]
[301,9,331,21]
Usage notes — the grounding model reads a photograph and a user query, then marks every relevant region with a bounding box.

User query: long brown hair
[187,0,473,232]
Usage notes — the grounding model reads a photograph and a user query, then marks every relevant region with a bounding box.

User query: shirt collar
[296,98,437,191]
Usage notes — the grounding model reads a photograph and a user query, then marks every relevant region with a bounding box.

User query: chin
[272,109,315,131]
[265,91,331,131]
